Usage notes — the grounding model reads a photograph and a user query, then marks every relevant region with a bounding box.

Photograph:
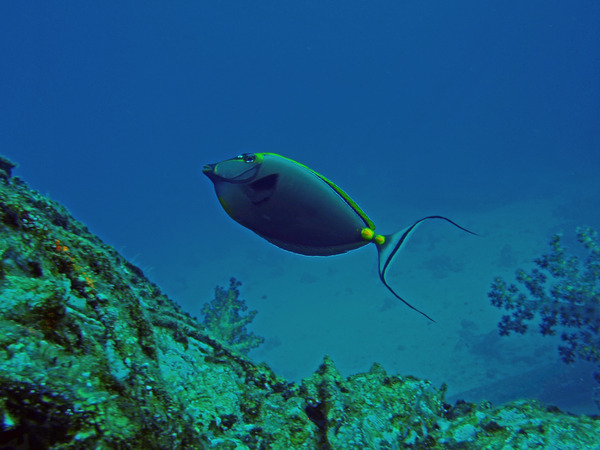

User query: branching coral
[201,278,264,355]
[489,227,600,407]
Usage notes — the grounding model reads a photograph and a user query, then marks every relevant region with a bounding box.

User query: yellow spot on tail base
[361,228,385,245]
[361,228,375,240]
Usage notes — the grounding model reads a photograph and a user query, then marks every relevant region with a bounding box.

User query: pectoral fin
[244,174,279,204]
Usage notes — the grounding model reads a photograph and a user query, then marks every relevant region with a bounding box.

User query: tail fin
[376,216,477,322]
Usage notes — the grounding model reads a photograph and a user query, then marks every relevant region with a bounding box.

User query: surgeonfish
[203,152,475,321]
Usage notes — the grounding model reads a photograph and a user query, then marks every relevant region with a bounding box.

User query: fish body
[203,152,475,321]
[203,153,374,256]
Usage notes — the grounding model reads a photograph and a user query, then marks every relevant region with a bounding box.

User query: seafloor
[0,156,599,449]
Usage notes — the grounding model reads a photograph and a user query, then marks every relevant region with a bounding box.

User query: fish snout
[202,164,218,180]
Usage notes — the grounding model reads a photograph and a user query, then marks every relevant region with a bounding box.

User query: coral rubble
[1,157,599,448]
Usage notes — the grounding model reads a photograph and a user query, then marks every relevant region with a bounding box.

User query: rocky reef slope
[0,156,599,449]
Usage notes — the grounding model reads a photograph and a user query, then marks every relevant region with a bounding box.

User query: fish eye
[242,153,256,163]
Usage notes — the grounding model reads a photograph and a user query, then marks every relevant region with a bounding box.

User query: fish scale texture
[1,155,599,449]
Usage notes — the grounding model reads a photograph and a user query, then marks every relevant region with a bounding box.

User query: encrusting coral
[489,227,600,409]
[1,155,600,448]
[200,277,264,354]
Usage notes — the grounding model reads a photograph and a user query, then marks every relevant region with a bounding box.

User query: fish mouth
[202,164,218,180]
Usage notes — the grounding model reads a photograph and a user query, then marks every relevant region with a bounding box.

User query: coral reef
[0,155,17,180]
[201,277,264,355]
[489,227,600,408]
[1,157,600,448]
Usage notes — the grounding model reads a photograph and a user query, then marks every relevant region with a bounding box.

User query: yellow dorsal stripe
[259,153,376,230]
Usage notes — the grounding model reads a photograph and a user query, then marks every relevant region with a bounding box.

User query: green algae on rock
[1,156,600,448]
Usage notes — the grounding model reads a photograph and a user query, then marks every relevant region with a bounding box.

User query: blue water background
[2,2,600,413]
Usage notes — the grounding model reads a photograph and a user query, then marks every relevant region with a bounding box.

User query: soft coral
[489,227,600,407]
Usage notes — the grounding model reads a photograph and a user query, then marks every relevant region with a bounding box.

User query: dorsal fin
[260,153,375,229]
